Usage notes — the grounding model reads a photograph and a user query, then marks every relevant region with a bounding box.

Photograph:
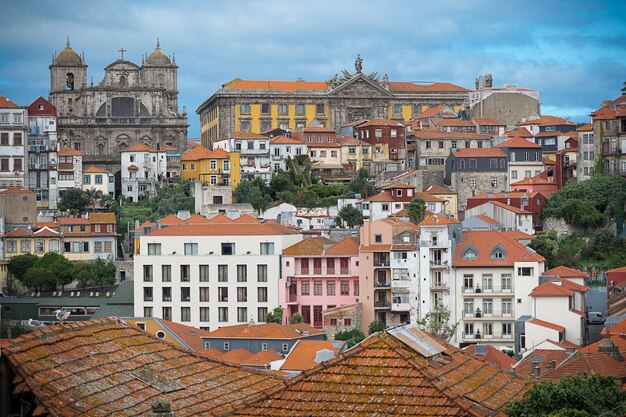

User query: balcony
[29,163,48,170]
[430,281,449,290]
[462,309,513,319]
[374,300,390,309]
[420,240,447,248]
[429,260,449,269]
[392,279,411,289]
[374,257,390,267]
[391,302,411,312]
[463,286,512,295]
[602,144,623,156]
[375,280,391,288]
[240,148,269,155]
[58,162,74,170]
[461,332,513,341]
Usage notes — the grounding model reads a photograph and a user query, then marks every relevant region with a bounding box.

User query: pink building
[280,237,360,328]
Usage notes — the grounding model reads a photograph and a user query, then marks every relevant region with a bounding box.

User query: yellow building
[3,224,62,259]
[196,66,469,147]
[180,145,240,189]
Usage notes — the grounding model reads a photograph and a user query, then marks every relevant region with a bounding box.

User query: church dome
[145,38,171,66]
[55,38,82,65]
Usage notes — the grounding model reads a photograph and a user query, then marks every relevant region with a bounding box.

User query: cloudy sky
[1,0,625,137]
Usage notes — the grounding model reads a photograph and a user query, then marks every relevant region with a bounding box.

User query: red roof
[514,349,571,377]
[423,184,454,195]
[415,105,448,118]
[204,323,323,339]
[540,351,626,382]
[528,318,566,332]
[495,136,541,149]
[577,123,593,132]
[158,214,184,225]
[358,118,405,128]
[280,340,346,372]
[181,145,229,161]
[83,165,109,174]
[120,142,156,153]
[223,78,328,92]
[503,127,534,138]
[159,319,213,352]
[452,147,506,158]
[270,135,304,145]
[57,147,81,156]
[183,213,211,224]
[419,213,460,226]
[453,230,544,267]
[411,130,492,140]
[464,344,516,369]
[473,117,506,126]
[542,265,588,279]
[389,81,470,93]
[5,227,31,237]
[0,96,19,107]
[0,187,34,195]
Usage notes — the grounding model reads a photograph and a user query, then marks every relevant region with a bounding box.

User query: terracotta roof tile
[495,136,542,149]
[5,227,31,237]
[156,319,213,351]
[57,147,82,156]
[501,230,536,241]
[484,200,532,214]
[529,318,566,332]
[577,123,593,132]
[223,78,328,92]
[0,187,34,195]
[83,165,109,174]
[514,349,571,377]
[606,317,626,336]
[358,118,405,127]
[452,148,507,158]
[0,95,19,107]
[412,130,492,140]
[2,318,283,416]
[540,351,626,382]
[473,214,500,225]
[503,127,534,138]
[453,230,544,267]
[157,214,184,225]
[270,135,304,145]
[324,237,360,256]
[542,265,588,279]
[58,217,90,225]
[464,344,516,369]
[181,145,229,161]
[510,177,554,186]
[204,323,324,340]
[473,117,506,126]
[581,335,626,358]
[423,184,453,194]
[207,213,236,223]
[415,105,448,118]
[90,212,116,223]
[419,213,460,226]
[389,81,470,93]
[120,142,156,153]
[283,237,334,256]
[280,340,345,371]
[182,213,211,224]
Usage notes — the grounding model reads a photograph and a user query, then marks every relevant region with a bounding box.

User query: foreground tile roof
[229,324,529,416]
[464,344,516,369]
[204,322,324,339]
[2,318,282,416]
[513,349,571,377]
[280,340,346,372]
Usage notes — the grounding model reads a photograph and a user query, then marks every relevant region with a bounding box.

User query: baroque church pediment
[104,60,141,71]
[328,73,392,97]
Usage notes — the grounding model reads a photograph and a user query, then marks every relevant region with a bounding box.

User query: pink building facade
[280,237,360,328]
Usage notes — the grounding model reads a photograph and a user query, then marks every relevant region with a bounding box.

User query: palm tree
[84,188,103,211]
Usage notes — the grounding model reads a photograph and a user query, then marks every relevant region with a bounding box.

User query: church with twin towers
[48,38,188,177]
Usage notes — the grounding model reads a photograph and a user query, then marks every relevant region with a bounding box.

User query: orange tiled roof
[495,136,541,149]
[183,213,211,224]
[530,281,572,297]
[120,142,156,153]
[577,123,593,132]
[358,118,405,128]
[517,115,567,126]
[502,230,536,241]
[229,324,528,416]
[473,214,500,225]
[135,220,156,233]
[220,348,283,367]
[270,135,304,145]
[436,118,476,127]
[473,117,506,126]
[389,81,470,93]
[83,165,109,174]
[283,236,333,256]
[325,236,360,256]
[159,319,213,352]
[204,322,324,340]
[542,265,588,279]
[504,127,534,137]
[90,212,116,223]
[181,145,229,161]
[207,213,236,223]
[510,177,554,186]
[485,200,531,214]
[383,183,415,190]
[423,184,453,194]
[581,335,626,358]
[513,349,571,377]
[158,214,184,225]
[529,318,566,332]
[0,187,34,195]
[453,230,544,267]
[540,351,626,382]
[419,213,461,226]
[365,191,394,202]
[148,217,299,237]
[464,344,516,369]
[0,95,19,107]
[160,144,179,152]
[231,130,270,139]
[223,78,328,92]
[2,318,283,416]
[5,227,31,237]
[34,222,59,229]
[412,130,492,140]
[280,340,345,371]
[452,147,507,158]
[414,105,448,118]
[57,147,81,156]
[58,217,90,225]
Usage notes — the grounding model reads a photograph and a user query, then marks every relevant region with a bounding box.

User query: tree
[84,188,104,210]
[265,307,283,324]
[336,205,363,228]
[288,312,304,324]
[506,374,626,417]
[417,298,458,341]
[334,328,365,348]
[92,258,116,288]
[407,197,427,224]
[59,188,90,213]
[348,168,375,198]
[368,320,386,335]
[559,199,604,228]
[234,178,271,212]
[529,230,559,269]
[7,254,38,289]
[35,252,73,291]
[72,262,94,289]
[23,267,55,291]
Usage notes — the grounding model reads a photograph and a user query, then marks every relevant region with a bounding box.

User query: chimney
[532,364,541,378]
[598,338,624,362]
[151,399,175,417]
[547,360,557,370]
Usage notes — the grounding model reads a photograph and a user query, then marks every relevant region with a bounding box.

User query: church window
[278,104,288,114]
[66,73,74,91]
[296,104,305,116]
[240,104,250,114]
[111,97,135,117]
[316,103,325,115]
[392,104,401,116]
[119,76,126,87]
[156,73,164,87]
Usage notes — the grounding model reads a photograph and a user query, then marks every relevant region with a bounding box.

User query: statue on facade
[475,76,480,90]
[329,73,339,89]
[382,73,389,89]
[485,74,493,88]
[355,54,363,73]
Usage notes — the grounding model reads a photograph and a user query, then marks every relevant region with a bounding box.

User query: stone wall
[114,260,134,283]
[450,172,508,211]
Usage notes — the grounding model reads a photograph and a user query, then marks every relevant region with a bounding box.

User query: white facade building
[56,147,83,191]
[82,165,114,196]
[120,142,167,202]
[214,132,272,182]
[0,96,28,190]
[451,230,544,350]
[134,214,303,330]
[577,124,595,180]
[27,97,59,208]
[464,201,534,235]
[269,135,307,172]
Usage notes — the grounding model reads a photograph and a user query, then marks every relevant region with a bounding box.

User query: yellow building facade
[180,145,241,189]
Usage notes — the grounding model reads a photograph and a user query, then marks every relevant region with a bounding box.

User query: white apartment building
[577,123,595,180]
[214,132,272,182]
[27,97,59,209]
[464,201,534,235]
[0,96,28,190]
[451,230,545,350]
[82,165,114,196]
[418,214,461,321]
[134,214,303,331]
[56,147,83,191]
[269,135,307,172]
[120,142,167,202]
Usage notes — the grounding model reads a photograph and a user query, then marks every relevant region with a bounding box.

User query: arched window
[119,76,126,87]
[459,159,466,169]
[66,73,75,91]
[500,159,505,169]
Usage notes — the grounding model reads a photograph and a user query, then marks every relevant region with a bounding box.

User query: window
[237,265,247,282]
[224,341,230,351]
[331,150,337,157]
[162,287,172,301]
[257,264,268,282]
[237,287,248,302]
[327,280,335,295]
[316,103,325,114]
[260,242,274,255]
[296,104,305,115]
[354,281,359,296]
[517,267,533,276]
[344,318,352,326]
[464,300,474,315]
[199,265,209,282]
[143,287,153,301]
[147,243,161,255]
[320,150,327,157]
[482,275,493,291]
[340,280,349,295]
[240,104,251,114]
[144,307,153,317]
[94,241,103,253]
[503,323,512,336]
[180,265,190,282]
[218,265,228,282]
[199,287,210,302]
[301,280,310,295]
[314,281,323,295]
[484,323,493,336]
[218,287,229,302]
[381,203,389,211]
[470,177,477,189]
[463,274,474,290]
[464,323,474,336]
[221,243,234,255]
[95,175,103,184]
[183,242,198,255]
[237,307,247,322]
[374,234,382,243]
[143,265,153,282]
[502,299,512,315]
[491,177,497,187]
[181,307,191,322]
[219,307,228,322]
[261,103,270,114]
[278,103,288,114]
[200,307,210,322]
[258,287,268,302]
[181,287,191,302]
[162,307,172,321]
[162,265,171,282]
[83,175,91,184]
[258,307,268,322]
[483,298,493,315]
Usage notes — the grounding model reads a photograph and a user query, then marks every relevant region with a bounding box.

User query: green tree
[59,188,90,213]
[269,171,296,200]
[506,374,626,417]
[92,258,116,288]
[72,262,94,289]
[265,307,283,324]
[529,230,559,269]
[288,312,304,324]
[336,205,363,228]
[7,253,38,289]
[35,252,73,291]
[368,320,386,335]
[234,178,271,212]
[559,199,604,228]
[407,197,427,224]
[348,168,375,198]
[417,298,458,341]
[23,267,55,291]
[84,188,104,210]
[334,328,365,348]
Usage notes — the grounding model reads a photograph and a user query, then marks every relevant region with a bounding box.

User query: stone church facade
[49,39,188,174]
[196,58,470,148]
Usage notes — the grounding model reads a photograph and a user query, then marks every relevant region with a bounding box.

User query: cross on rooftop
[118,47,127,60]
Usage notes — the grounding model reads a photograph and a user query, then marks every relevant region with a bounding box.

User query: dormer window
[490,244,506,260]
[463,245,477,260]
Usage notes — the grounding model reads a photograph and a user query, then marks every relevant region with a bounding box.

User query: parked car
[587,312,606,324]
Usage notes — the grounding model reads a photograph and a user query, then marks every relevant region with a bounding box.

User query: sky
[1,0,625,138]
